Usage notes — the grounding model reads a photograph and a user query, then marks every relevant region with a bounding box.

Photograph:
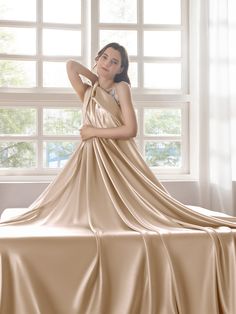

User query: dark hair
[95,42,131,85]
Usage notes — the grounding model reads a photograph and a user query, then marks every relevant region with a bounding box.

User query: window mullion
[139,105,144,158]
[81,0,91,67]
[181,0,189,95]
[137,0,144,89]
[37,0,43,88]
[37,106,43,170]
[91,0,99,65]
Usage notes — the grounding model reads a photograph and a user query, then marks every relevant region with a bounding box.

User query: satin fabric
[1,82,236,314]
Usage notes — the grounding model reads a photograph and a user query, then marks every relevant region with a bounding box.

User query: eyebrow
[103,52,120,63]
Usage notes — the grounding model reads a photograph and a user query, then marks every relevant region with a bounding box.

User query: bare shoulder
[115,81,130,92]
[114,81,132,101]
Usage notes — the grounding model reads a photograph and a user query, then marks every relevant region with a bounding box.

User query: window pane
[0,141,36,168]
[144,31,181,57]
[144,108,181,136]
[43,29,81,56]
[100,0,137,23]
[145,141,181,168]
[144,63,181,89]
[144,0,181,24]
[0,60,36,87]
[43,62,70,87]
[0,27,36,55]
[100,30,137,56]
[129,62,138,88]
[43,108,82,135]
[0,0,36,21]
[43,141,78,168]
[43,0,81,24]
[0,108,36,136]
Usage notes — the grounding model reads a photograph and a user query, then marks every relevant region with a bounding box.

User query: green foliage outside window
[144,109,181,136]
[0,28,26,87]
[0,5,182,170]
[0,142,36,168]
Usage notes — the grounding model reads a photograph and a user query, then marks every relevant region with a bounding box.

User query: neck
[98,78,114,91]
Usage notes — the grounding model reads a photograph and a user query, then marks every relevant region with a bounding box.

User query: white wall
[0,181,201,214]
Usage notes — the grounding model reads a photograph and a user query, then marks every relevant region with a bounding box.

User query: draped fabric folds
[1,82,236,314]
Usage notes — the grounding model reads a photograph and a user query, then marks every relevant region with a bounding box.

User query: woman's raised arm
[66,60,98,102]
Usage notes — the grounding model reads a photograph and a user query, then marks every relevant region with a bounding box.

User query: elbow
[131,127,137,138]
[66,60,73,75]
[127,126,137,139]
[66,59,72,67]
[66,60,74,71]
[66,60,78,74]
[132,122,138,137]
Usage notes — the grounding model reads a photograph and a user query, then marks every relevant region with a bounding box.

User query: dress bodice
[82,82,123,129]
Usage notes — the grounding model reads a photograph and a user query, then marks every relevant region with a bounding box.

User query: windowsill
[0,173,198,184]
[0,88,192,102]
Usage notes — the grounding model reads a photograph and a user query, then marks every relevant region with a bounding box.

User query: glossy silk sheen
[1,82,236,314]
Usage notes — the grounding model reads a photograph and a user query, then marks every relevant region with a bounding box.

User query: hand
[80,124,96,141]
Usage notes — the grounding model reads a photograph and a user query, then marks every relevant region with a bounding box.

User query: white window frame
[0,0,195,182]
[91,0,192,180]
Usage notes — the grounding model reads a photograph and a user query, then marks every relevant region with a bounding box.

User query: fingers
[79,127,83,140]
[79,124,91,141]
[80,127,87,141]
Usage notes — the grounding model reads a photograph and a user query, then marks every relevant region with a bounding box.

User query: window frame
[91,0,191,178]
[0,0,195,182]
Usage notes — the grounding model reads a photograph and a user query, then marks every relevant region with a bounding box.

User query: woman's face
[97,47,123,80]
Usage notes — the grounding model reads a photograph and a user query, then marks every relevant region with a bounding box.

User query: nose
[104,59,112,67]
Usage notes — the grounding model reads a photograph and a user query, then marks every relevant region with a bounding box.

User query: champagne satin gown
[1,81,236,314]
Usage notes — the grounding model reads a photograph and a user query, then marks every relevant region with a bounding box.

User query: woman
[67,42,138,143]
[1,42,236,314]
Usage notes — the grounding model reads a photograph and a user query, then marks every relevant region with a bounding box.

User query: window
[0,0,190,180]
